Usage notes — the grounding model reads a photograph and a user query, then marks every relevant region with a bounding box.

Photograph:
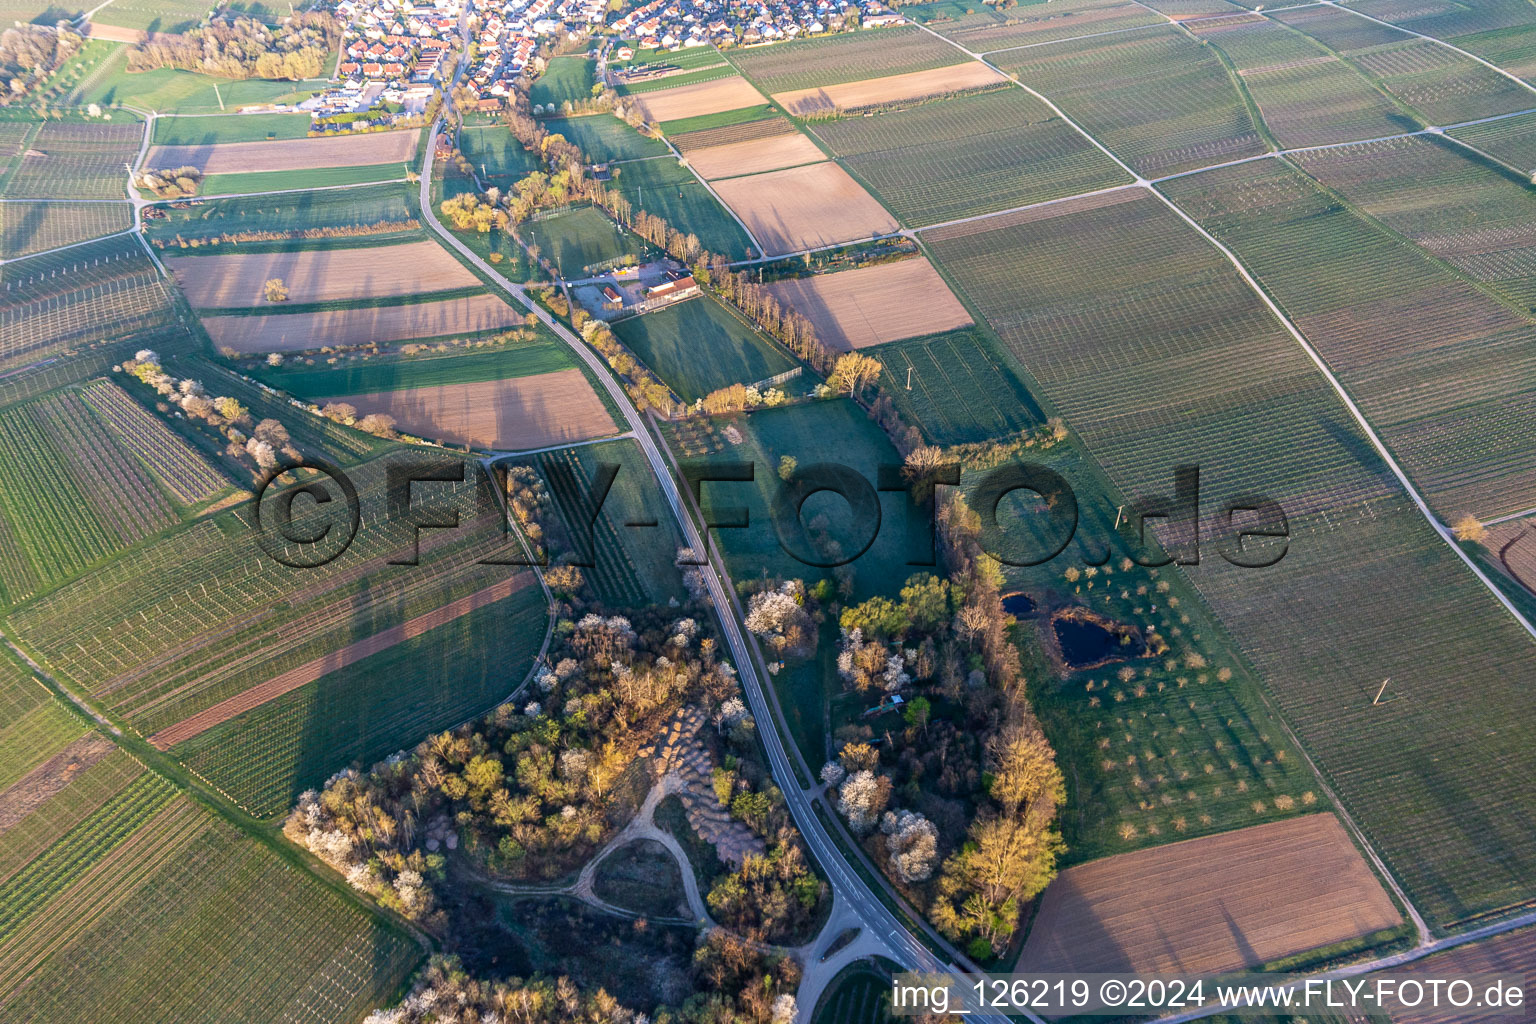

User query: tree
[828,352,882,398]
[264,278,289,302]
[777,454,798,481]
[1452,513,1487,543]
[883,809,939,882]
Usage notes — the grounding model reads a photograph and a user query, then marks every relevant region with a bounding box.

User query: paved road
[417,121,1018,1023]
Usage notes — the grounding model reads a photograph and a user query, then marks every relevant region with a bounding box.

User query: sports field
[926,188,1536,928]
[610,293,798,402]
[522,204,647,276]
[994,26,1265,177]
[1019,815,1402,975]
[813,87,1131,224]
[166,240,481,308]
[75,49,325,113]
[457,123,542,182]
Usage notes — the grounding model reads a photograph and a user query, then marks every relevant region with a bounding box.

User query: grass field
[522,204,647,276]
[995,26,1265,177]
[144,181,419,248]
[591,839,687,918]
[529,56,595,112]
[728,25,968,93]
[865,326,1041,445]
[503,437,685,608]
[1160,156,1536,522]
[91,0,216,32]
[655,104,778,136]
[76,47,325,113]
[0,234,176,372]
[610,294,797,403]
[544,114,670,162]
[813,87,1130,225]
[0,201,131,259]
[253,339,573,399]
[200,161,409,196]
[608,156,755,259]
[926,187,1536,928]
[150,112,313,146]
[457,123,541,182]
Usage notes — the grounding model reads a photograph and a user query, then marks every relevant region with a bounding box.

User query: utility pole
[1373,678,1391,705]
[905,366,912,390]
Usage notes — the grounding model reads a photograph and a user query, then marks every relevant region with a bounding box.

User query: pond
[1001,591,1036,616]
[1053,614,1145,669]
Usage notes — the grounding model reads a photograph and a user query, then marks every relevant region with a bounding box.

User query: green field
[77,47,326,114]
[457,123,542,182]
[0,201,132,259]
[522,204,647,275]
[610,44,724,70]
[91,0,216,32]
[146,181,419,249]
[618,62,737,95]
[926,186,1536,928]
[174,577,550,815]
[151,112,314,146]
[655,104,778,136]
[254,339,573,399]
[1161,156,1536,522]
[529,56,596,112]
[995,26,1264,177]
[545,114,670,162]
[503,437,685,608]
[813,86,1130,225]
[200,161,410,196]
[865,325,1041,445]
[728,24,968,93]
[609,156,754,259]
[611,293,797,403]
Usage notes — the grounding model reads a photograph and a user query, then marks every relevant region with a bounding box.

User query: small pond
[1053,614,1145,668]
[1001,592,1036,616]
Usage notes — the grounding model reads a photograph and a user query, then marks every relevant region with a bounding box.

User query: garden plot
[1019,815,1401,975]
[628,75,767,123]
[201,292,527,352]
[1161,157,1536,521]
[995,27,1265,177]
[771,62,1006,116]
[146,129,418,175]
[165,240,481,308]
[763,257,971,350]
[710,161,899,255]
[323,368,616,450]
[926,187,1536,927]
[814,86,1131,224]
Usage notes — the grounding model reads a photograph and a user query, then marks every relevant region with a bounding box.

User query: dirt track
[148,574,538,750]
[146,130,418,175]
[1018,814,1402,976]
[327,368,617,450]
[773,62,1007,115]
[630,76,767,123]
[201,292,526,352]
[764,257,972,350]
[711,161,900,255]
[166,240,480,308]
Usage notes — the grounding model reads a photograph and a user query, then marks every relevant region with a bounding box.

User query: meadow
[727,25,968,93]
[1160,157,1536,522]
[812,87,1131,224]
[529,56,596,112]
[610,293,798,403]
[0,201,131,259]
[457,123,542,182]
[522,204,647,276]
[90,0,217,32]
[200,161,410,196]
[0,234,176,372]
[995,27,1265,178]
[864,325,1041,445]
[150,112,314,146]
[926,187,1536,928]
[544,114,670,162]
[655,104,778,136]
[144,182,419,248]
[608,156,756,259]
[254,338,574,399]
[76,47,325,113]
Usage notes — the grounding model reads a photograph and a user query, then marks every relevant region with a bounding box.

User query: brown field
[1386,926,1536,1023]
[145,130,418,175]
[325,368,617,450]
[764,257,972,350]
[685,132,827,180]
[1486,518,1536,598]
[201,293,526,353]
[1018,815,1402,976]
[630,76,768,123]
[773,62,1008,115]
[0,734,115,831]
[672,117,795,152]
[148,574,537,750]
[165,239,479,308]
[711,161,900,255]
[83,22,147,41]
